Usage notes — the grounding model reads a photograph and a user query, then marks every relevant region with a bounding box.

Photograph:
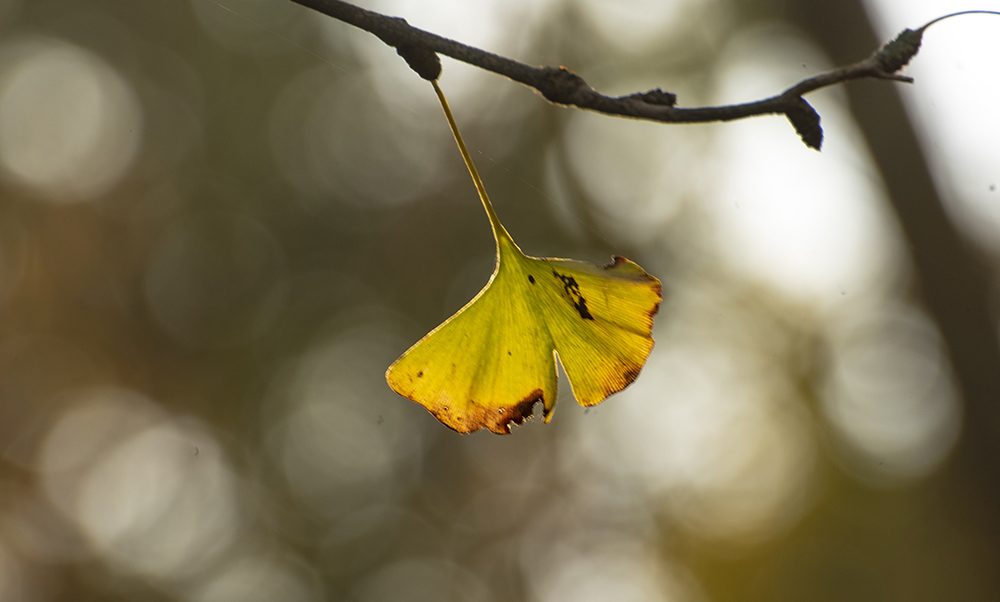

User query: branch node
[396,42,441,81]
[620,88,677,107]
[538,66,589,104]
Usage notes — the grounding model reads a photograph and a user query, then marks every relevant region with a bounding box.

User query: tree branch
[289,0,927,149]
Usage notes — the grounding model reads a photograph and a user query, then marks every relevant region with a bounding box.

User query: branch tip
[873,28,924,74]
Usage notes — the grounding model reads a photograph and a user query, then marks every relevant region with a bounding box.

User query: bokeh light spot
[576,0,695,53]
[558,110,697,245]
[707,25,902,307]
[527,536,707,602]
[0,37,141,202]
[823,304,962,484]
[267,321,425,517]
[189,551,321,602]
[38,388,241,580]
[568,320,817,543]
[351,558,491,602]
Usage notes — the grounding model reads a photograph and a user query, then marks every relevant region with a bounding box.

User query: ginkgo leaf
[386,79,661,434]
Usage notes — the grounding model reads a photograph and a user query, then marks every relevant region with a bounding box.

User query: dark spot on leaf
[507,350,512,356]
[417,371,423,378]
[528,275,535,284]
[622,366,641,385]
[552,270,594,320]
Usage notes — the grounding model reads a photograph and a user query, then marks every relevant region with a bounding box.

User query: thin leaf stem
[430,79,515,251]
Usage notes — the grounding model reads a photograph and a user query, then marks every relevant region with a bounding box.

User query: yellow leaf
[386,80,661,434]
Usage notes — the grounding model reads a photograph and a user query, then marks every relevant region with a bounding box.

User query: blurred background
[0,0,998,600]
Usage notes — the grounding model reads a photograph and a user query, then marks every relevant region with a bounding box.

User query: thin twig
[289,0,931,149]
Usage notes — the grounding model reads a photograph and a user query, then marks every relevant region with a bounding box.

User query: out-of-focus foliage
[0,1,996,601]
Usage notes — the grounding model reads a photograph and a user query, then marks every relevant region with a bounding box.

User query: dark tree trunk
[785,0,1000,597]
